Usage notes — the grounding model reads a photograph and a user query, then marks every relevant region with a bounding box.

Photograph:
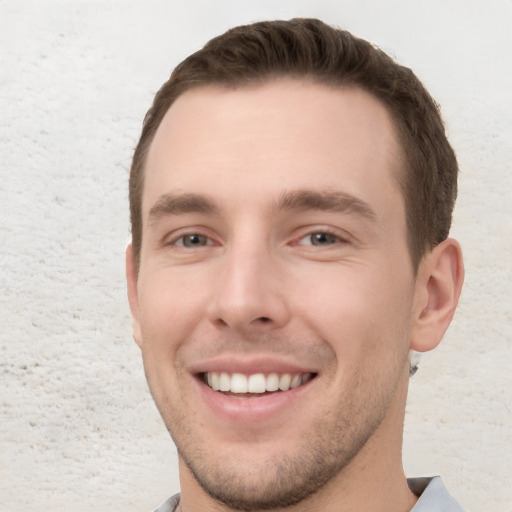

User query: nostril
[258,317,271,323]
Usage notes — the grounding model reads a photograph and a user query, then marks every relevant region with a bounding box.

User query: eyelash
[165,227,349,250]
[293,226,350,247]
[165,229,217,248]
[172,233,213,248]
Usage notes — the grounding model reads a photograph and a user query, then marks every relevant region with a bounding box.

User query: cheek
[137,268,209,351]
[136,270,207,411]
[296,264,414,365]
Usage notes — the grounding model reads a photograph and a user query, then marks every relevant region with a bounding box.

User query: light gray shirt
[153,476,467,512]
[408,476,467,511]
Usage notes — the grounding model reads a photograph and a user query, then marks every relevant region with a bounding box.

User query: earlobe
[410,238,464,352]
[126,243,143,348]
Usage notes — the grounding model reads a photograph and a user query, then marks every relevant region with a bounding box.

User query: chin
[176,413,373,511]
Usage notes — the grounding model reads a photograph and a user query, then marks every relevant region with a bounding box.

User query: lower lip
[196,377,314,423]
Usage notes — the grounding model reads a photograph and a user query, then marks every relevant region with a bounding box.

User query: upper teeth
[205,372,312,393]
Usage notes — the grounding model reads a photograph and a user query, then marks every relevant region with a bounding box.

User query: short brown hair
[129,18,458,271]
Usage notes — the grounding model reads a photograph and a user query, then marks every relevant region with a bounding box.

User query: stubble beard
[145,326,411,511]
[167,369,403,511]
[178,416,371,511]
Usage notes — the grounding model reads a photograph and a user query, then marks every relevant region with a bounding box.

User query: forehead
[143,79,404,221]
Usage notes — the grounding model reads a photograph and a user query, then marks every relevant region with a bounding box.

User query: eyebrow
[147,189,377,224]
[274,190,377,222]
[148,193,219,224]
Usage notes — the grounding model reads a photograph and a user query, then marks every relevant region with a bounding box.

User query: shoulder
[152,493,180,512]
[408,476,467,511]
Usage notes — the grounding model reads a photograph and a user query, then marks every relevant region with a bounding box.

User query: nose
[207,243,291,332]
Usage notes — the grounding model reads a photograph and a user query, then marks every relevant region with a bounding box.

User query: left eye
[299,232,341,246]
[174,234,210,247]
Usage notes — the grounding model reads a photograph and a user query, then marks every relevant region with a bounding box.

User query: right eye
[174,234,211,248]
[298,232,343,247]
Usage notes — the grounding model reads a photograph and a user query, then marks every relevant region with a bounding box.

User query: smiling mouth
[201,372,316,396]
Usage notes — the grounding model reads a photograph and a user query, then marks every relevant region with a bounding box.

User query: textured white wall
[1,1,510,511]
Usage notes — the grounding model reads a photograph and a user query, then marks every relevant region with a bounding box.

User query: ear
[410,238,464,352]
[126,243,143,348]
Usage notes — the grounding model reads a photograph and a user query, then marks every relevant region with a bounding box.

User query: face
[128,80,419,510]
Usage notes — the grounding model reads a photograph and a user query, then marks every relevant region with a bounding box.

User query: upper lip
[188,355,319,376]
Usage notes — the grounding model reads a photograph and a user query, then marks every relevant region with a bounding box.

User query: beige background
[1,1,511,510]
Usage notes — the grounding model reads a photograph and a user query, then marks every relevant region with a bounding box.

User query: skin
[127,79,464,512]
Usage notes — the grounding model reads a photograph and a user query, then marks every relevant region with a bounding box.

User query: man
[126,18,465,512]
